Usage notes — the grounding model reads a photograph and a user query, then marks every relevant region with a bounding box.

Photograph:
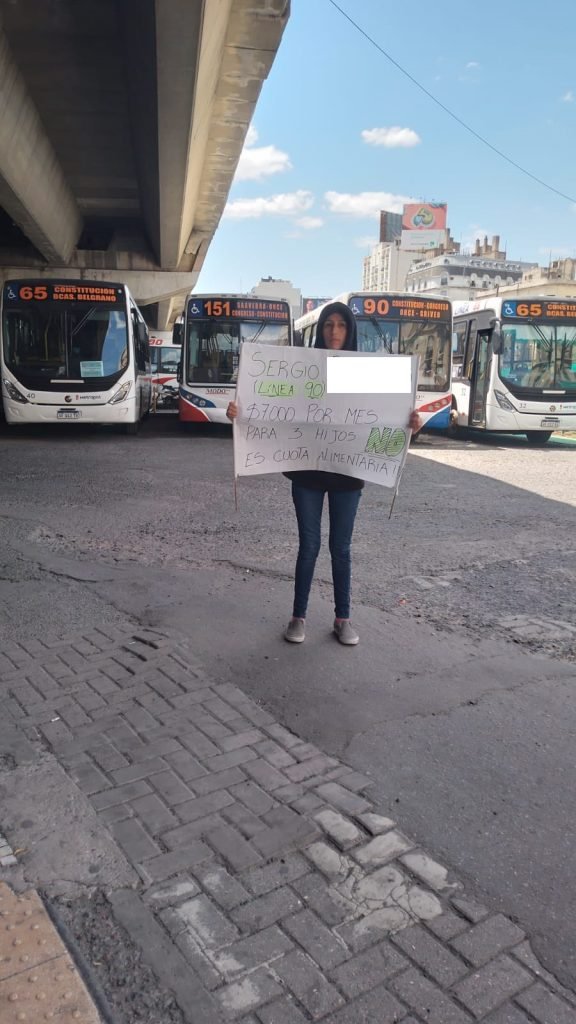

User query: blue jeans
[291,483,362,620]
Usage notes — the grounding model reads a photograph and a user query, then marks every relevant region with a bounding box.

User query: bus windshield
[500,323,576,389]
[356,318,451,391]
[3,303,128,387]
[186,320,290,384]
[151,345,181,375]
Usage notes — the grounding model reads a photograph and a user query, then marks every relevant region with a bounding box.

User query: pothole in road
[500,615,576,642]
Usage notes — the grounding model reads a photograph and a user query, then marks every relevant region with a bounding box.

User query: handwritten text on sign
[233,345,418,489]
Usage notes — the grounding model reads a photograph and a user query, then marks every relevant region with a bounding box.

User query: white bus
[452,296,576,444]
[1,279,151,433]
[294,291,453,430]
[150,331,181,410]
[175,294,292,424]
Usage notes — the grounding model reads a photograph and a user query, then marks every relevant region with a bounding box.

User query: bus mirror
[172,322,184,346]
[490,319,503,353]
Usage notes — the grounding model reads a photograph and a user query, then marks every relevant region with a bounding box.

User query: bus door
[470,330,491,426]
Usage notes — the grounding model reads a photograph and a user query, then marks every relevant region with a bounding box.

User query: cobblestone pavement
[1,625,575,1023]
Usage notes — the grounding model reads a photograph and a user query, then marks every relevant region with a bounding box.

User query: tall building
[362,205,462,292]
[405,235,537,300]
[362,240,416,292]
[379,210,402,243]
[250,277,301,320]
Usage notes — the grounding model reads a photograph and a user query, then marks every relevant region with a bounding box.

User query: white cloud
[355,236,378,249]
[325,191,415,218]
[562,90,574,103]
[235,144,292,182]
[361,126,421,149]
[466,61,480,69]
[234,123,291,181]
[223,190,314,220]
[295,216,323,229]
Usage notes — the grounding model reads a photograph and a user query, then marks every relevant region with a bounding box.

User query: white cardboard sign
[233,344,419,489]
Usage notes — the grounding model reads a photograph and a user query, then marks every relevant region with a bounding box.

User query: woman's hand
[226,400,238,421]
[408,410,422,433]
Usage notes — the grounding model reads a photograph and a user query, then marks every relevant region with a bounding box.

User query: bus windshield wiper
[71,306,97,338]
[250,324,267,343]
[369,317,392,352]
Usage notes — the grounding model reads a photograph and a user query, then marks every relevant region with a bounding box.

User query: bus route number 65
[20,285,48,301]
[516,302,542,317]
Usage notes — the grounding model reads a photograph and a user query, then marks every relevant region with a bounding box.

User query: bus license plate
[57,409,81,420]
[540,417,559,428]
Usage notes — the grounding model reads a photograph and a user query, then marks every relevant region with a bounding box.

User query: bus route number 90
[363,298,389,316]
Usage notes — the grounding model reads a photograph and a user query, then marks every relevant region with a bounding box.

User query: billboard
[402,203,447,231]
[301,297,330,314]
[401,229,445,251]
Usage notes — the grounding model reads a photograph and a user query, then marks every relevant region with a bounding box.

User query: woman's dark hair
[314,301,358,351]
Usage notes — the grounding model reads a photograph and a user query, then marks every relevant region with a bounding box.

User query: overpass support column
[0,25,82,263]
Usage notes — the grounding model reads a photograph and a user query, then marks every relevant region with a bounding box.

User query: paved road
[1,416,575,990]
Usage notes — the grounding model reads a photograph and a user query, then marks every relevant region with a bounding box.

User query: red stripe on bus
[179,399,211,423]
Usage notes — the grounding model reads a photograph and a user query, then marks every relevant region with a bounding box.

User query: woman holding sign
[227,301,421,645]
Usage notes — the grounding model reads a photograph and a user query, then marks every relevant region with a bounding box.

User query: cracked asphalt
[1,416,575,989]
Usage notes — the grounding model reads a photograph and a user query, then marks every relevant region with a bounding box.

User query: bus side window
[453,321,468,376]
[463,320,477,380]
[131,310,148,372]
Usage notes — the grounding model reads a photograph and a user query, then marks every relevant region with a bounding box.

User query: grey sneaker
[284,618,305,643]
[333,619,359,645]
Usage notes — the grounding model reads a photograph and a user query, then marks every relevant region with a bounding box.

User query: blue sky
[196,0,576,298]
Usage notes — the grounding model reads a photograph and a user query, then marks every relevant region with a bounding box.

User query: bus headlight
[108,381,132,404]
[494,389,515,411]
[3,379,28,403]
[180,388,216,409]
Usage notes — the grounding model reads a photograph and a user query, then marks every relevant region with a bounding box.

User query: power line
[327,0,576,205]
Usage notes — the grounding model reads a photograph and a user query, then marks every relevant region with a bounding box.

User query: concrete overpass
[0,0,289,327]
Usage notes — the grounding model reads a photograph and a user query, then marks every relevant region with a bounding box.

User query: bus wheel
[124,422,139,436]
[525,431,552,446]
